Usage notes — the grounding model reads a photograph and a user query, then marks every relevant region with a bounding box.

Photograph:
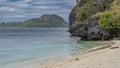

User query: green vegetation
[72,0,104,23]
[79,5,90,21]
[98,11,118,30]
[72,0,118,25]
[0,14,68,27]
[98,0,120,31]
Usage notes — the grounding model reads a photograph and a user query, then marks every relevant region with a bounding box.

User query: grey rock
[69,18,110,40]
[101,30,110,40]
[69,24,88,39]
[87,25,101,40]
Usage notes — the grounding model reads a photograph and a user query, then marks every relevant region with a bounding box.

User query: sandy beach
[26,40,120,68]
[10,40,120,68]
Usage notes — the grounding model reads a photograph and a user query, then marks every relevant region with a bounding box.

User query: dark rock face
[69,17,110,40]
[87,25,110,40]
[69,24,88,39]
[117,30,120,38]
[69,10,76,27]
[87,17,110,40]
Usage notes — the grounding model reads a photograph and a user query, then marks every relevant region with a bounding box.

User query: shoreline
[33,40,120,68]
[39,40,118,68]
[9,40,119,68]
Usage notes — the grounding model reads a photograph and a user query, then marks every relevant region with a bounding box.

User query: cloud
[0,0,6,1]
[0,7,16,12]
[4,15,26,18]
[0,0,76,22]
[20,0,32,3]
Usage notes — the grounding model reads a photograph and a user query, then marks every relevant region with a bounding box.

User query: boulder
[87,25,110,40]
[101,30,110,40]
[69,24,88,39]
[87,25,101,40]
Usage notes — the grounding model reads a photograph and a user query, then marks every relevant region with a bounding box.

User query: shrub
[98,11,118,31]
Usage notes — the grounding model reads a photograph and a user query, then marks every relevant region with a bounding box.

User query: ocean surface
[0,27,100,68]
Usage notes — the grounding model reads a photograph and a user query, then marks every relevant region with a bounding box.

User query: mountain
[0,14,68,27]
[69,0,120,40]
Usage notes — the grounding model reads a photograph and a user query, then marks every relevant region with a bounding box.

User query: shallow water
[0,27,100,68]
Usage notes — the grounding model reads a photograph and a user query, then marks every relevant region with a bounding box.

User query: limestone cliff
[69,0,120,40]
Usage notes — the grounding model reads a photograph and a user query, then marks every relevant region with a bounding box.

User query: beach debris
[88,45,111,52]
[110,46,119,49]
[75,58,79,61]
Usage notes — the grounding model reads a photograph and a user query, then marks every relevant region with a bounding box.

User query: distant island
[0,14,68,27]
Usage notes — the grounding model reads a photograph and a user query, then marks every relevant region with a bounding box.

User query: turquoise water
[0,27,99,68]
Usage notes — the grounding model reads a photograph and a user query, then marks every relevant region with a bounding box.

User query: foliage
[73,0,104,23]
[78,6,90,21]
[111,0,120,29]
[98,0,120,30]
[98,11,118,30]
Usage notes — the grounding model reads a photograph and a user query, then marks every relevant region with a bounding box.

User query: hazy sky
[0,0,76,22]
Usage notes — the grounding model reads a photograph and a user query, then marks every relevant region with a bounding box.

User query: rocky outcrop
[69,0,113,40]
[69,17,110,40]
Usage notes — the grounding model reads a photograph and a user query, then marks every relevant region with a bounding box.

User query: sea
[0,27,100,68]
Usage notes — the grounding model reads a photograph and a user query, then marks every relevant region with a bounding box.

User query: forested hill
[0,14,68,27]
